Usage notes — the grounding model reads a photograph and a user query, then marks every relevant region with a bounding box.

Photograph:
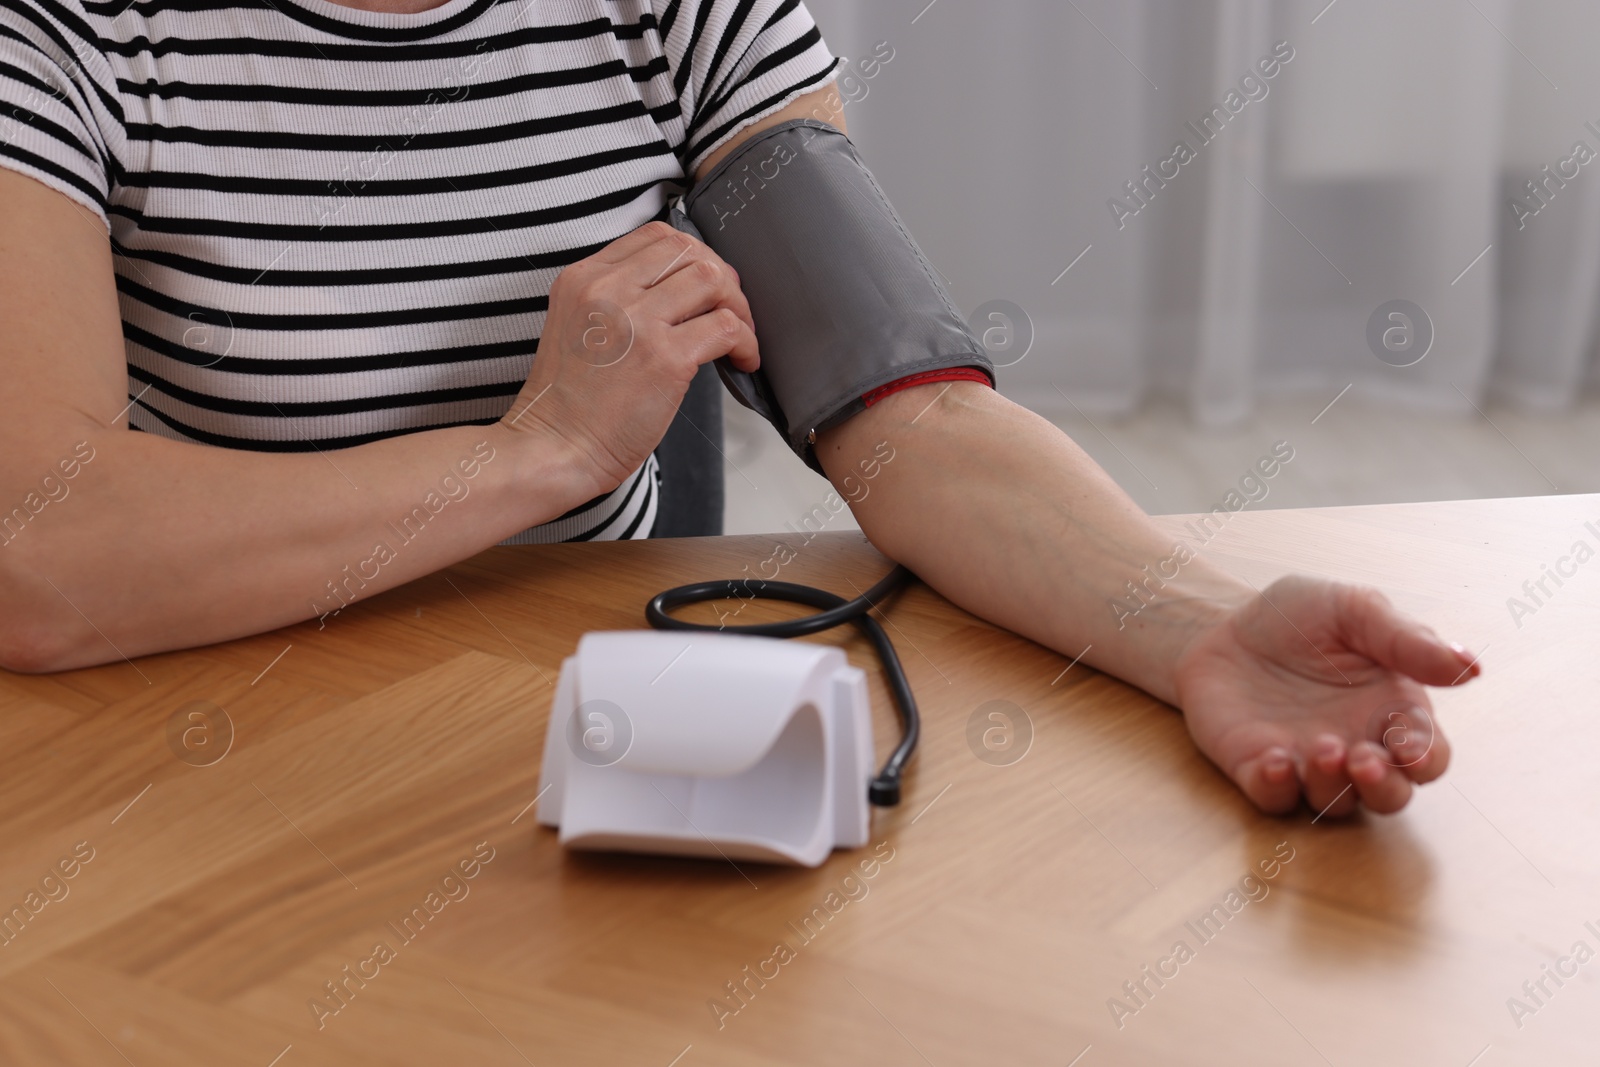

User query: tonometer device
[536,568,919,867]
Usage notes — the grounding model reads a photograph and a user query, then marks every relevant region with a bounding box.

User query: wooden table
[1,493,1595,1066]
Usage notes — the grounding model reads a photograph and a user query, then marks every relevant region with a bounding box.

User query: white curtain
[801,0,1600,423]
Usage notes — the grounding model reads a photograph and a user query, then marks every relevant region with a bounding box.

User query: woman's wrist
[488,418,607,530]
[1109,567,1254,709]
[1161,575,1255,710]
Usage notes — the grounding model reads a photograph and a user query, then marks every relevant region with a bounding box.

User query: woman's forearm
[0,170,598,673]
[816,381,1253,707]
[0,418,595,672]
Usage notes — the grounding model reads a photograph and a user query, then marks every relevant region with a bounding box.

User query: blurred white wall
[801,0,1600,424]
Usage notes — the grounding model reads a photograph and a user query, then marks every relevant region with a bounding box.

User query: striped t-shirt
[0,0,839,542]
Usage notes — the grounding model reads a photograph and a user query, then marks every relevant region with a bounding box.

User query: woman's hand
[503,220,761,497]
[1173,575,1481,817]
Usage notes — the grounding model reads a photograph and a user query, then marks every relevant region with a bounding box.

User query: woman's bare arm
[820,378,1478,817]
[0,171,757,672]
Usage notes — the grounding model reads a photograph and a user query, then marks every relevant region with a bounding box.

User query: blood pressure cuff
[672,119,995,476]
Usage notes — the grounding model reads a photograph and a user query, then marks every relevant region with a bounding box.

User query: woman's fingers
[1233,746,1302,815]
[1239,738,1428,818]
[1347,740,1414,814]
[1299,733,1359,818]
[633,231,703,289]
[1236,732,1437,818]
[1251,709,1443,818]
[636,255,754,332]
[1383,703,1452,784]
[622,229,739,305]
[669,308,760,373]
[592,219,681,265]
[1336,584,1482,687]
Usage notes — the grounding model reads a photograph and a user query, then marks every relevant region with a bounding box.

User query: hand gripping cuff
[672,119,995,476]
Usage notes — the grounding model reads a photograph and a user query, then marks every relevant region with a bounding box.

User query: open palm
[1173,575,1480,817]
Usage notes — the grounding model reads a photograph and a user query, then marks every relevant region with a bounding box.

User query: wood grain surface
[1,493,1595,1066]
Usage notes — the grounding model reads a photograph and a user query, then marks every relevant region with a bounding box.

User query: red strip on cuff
[860,367,992,408]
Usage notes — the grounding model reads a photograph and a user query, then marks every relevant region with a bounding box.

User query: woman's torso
[97,0,689,541]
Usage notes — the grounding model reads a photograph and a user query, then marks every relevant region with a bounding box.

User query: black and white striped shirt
[0,0,838,541]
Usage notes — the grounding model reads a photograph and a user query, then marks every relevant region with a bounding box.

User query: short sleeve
[0,0,117,226]
[653,0,840,174]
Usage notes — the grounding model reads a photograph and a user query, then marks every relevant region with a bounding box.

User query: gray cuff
[674,119,994,476]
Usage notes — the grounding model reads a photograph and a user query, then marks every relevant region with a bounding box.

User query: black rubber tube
[644,565,919,806]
